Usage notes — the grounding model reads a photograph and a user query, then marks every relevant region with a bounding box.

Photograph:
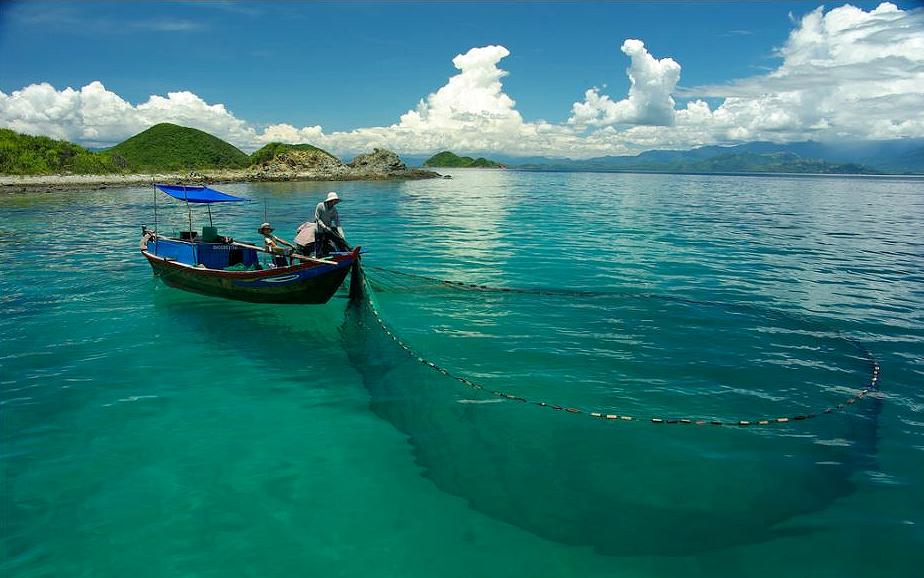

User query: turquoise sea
[1,170,922,577]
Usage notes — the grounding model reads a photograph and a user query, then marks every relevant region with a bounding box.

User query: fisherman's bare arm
[273,235,296,249]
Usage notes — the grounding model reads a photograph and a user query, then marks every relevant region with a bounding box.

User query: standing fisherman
[296,191,348,257]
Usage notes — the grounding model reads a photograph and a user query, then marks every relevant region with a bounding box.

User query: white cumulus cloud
[259,45,537,155]
[679,2,924,142]
[257,123,324,144]
[401,45,521,127]
[563,2,924,151]
[570,39,681,127]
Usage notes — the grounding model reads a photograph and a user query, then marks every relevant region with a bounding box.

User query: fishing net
[357,264,879,426]
[341,261,883,555]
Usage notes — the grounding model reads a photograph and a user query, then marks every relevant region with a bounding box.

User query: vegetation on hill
[106,123,250,172]
[249,142,339,165]
[424,151,505,168]
[0,128,122,175]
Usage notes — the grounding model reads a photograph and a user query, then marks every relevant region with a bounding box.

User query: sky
[1,1,922,158]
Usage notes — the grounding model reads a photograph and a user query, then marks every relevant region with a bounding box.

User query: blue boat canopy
[155,184,247,204]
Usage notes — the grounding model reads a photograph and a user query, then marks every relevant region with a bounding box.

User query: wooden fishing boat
[140,184,360,304]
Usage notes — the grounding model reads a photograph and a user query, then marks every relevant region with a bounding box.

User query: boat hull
[142,248,358,304]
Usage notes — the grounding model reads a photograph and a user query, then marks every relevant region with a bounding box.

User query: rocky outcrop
[347,148,407,173]
[247,149,345,179]
[246,146,439,181]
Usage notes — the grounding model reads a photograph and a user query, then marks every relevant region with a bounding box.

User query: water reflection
[399,170,519,272]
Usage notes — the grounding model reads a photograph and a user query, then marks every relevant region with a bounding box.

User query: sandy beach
[0,172,214,193]
[0,166,441,194]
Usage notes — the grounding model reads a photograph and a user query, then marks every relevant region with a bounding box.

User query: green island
[106,123,251,172]
[424,151,505,168]
[0,123,328,175]
[0,123,440,191]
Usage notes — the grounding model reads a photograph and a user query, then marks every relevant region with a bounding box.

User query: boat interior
[146,226,273,271]
[145,226,352,271]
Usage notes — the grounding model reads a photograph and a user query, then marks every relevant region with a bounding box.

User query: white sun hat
[325,192,340,203]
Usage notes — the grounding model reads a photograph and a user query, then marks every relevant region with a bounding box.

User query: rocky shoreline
[0,148,442,193]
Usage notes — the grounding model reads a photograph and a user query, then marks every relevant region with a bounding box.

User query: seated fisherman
[258,222,295,267]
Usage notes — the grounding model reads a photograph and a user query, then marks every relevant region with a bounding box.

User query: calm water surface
[1,170,922,576]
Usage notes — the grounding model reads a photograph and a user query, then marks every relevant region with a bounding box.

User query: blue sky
[1,1,922,157]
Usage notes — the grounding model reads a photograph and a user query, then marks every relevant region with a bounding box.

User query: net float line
[359,265,881,427]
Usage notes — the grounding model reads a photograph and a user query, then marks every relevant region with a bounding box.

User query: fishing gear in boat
[328,227,353,252]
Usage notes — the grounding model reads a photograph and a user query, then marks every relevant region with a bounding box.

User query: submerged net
[342,261,884,555]
[355,263,880,427]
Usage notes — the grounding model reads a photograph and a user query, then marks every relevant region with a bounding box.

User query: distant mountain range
[463,140,924,175]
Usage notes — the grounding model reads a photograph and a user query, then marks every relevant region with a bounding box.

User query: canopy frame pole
[183,184,193,237]
[207,203,213,227]
[152,178,158,252]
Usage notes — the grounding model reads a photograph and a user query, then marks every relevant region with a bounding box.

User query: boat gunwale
[140,235,358,280]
